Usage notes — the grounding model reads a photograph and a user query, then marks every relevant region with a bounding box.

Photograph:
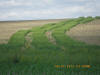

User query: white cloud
[0,5,95,20]
[0,0,32,6]
[41,0,53,4]
[0,0,54,7]
[0,0,99,20]
[68,0,86,2]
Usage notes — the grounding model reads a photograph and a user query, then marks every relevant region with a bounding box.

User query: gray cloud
[0,0,99,21]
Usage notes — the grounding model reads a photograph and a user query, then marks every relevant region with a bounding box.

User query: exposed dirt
[46,31,57,45]
[46,31,66,51]
[66,19,100,45]
[0,19,66,44]
[24,32,33,48]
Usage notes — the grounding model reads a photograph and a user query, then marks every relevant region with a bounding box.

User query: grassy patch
[0,17,100,74]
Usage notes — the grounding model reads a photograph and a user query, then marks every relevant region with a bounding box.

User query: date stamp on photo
[55,65,91,68]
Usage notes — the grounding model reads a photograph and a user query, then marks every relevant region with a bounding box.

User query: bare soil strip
[46,31,57,45]
[21,32,33,50]
[46,31,66,50]
[24,32,33,48]
[66,19,100,45]
[0,19,66,44]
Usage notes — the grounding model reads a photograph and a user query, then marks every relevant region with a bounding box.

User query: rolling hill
[0,17,100,75]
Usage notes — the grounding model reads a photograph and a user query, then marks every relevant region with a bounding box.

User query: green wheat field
[0,17,100,75]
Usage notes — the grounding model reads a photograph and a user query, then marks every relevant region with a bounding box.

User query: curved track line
[46,31,57,45]
[24,32,33,48]
[46,31,66,51]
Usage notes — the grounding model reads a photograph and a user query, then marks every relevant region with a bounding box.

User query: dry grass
[46,31,57,45]
[0,19,66,44]
[67,19,100,45]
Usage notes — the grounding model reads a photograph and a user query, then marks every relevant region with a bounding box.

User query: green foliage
[8,30,31,47]
[79,17,94,24]
[95,16,100,19]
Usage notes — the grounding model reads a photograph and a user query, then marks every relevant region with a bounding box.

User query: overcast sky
[0,0,99,21]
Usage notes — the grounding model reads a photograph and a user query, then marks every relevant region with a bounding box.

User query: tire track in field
[22,32,33,50]
[46,31,57,45]
[25,32,33,48]
[46,31,66,51]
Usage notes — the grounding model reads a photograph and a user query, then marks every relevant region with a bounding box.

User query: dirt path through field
[66,19,100,45]
[24,32,33,48]
[46,31,66,50]
[46,31,57,45]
